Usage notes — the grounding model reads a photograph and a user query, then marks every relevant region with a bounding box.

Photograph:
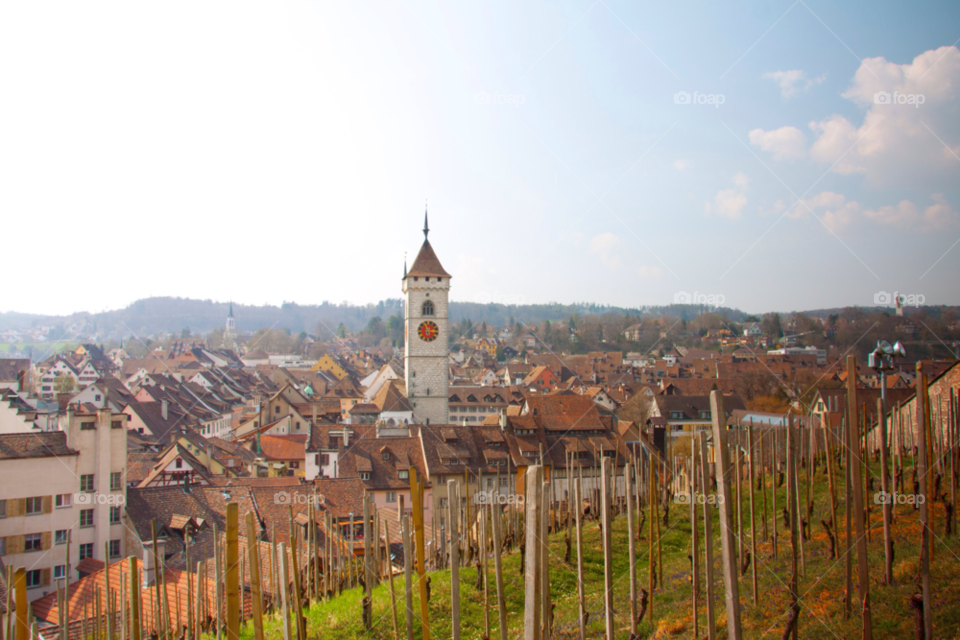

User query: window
[110,506,121,524]
[25,533,42,552]
[700,411,710,419]
[386,491,397,503]
[54,565,66,580]
[274,406,280,414]
[79,543,93,560]
[360,472,370,481]
[438,498,448,508]
[108,540,121,558]
[55,494,72,508]
[26,570,41,588]
[80,421,96,430]
[80,475,94,492]
[110,473,122,491]
[175,458,183,469]
[80,509,94,527]
[670,412,683,420]
[398,470,409,480]
[94,395,101,402]
[0,499,5,518]
[421,300,434,316]
[24,497,43,515]
[382,452,391,461]
[55,530,69,545]
[111,420,123,430]
[500,477,509,487]
[0,538,5,554]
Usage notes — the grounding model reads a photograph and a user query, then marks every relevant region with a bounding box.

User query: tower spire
[423,202,429,239]
[403,251,408,278]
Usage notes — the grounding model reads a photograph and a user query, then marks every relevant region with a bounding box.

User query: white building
[766,346,827,364]
[0,406,128,601]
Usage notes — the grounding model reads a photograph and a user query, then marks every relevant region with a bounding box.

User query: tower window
[422,301,434,316]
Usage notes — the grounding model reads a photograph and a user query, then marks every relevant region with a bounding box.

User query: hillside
[218,457,960,640]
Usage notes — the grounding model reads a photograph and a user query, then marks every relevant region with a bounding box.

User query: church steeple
[423,204,429,239]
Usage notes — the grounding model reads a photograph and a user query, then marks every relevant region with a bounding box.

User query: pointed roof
[407,239,450,278]
[406,206,450,278]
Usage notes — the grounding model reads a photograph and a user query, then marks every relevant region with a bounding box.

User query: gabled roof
[0,431,77,460]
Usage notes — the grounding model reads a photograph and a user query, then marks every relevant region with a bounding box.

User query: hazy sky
[2,1,959,316]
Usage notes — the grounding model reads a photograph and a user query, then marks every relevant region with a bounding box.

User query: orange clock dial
[417,320,439,342]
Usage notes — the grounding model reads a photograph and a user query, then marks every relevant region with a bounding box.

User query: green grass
[222,459,960,639]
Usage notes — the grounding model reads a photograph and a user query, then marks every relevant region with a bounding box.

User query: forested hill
[0,297,751,338]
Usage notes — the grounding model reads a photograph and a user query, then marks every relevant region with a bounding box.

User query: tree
[54,375,75,396]
[760,312,783,338]
[336,323,348,339]
[180,327,191,338]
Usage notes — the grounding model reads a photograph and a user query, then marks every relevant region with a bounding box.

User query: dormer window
[383,452,391,461]
[422,300,434,316]
[360,472,370,481]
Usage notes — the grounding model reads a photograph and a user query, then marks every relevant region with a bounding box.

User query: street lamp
[868,339,907,407]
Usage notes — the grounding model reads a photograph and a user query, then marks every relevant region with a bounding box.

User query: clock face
[417,320,439,342]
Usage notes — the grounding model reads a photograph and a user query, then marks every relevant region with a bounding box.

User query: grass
[220,457,960,639]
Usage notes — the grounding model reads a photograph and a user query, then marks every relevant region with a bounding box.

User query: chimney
[142,539,166,587]
[161,399,168,421]
[343,429,350,447]
[16,370,24,393]
[499,410,507,431]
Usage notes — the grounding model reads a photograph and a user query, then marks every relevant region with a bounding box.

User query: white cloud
[749,126,806,159]
[637,265,662,277]
[589,232,622,268]
[763,70,825,98]
[811,46,960,186]
[706,174,749,220]
[673,159,688,171]
[794,191,957,232]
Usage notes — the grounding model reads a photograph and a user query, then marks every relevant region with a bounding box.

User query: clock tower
[403,209,450,425]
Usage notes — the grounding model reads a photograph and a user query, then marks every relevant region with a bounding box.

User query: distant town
[1,218,958,639]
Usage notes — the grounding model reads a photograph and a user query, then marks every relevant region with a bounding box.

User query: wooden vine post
[625,461,638,636]
[523,465,543,640]
[225,503,240,640]
[916,364,933,639]
[846,356,873,640]
[601,457,615,640]
[410,467,430,640]
[699,431,716,640]
[710,390,742,640]
[245,512,264,640]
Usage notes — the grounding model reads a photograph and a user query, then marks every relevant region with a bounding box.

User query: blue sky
[1,1,958,315]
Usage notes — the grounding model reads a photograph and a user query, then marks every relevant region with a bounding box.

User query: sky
[1,1,959,316]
